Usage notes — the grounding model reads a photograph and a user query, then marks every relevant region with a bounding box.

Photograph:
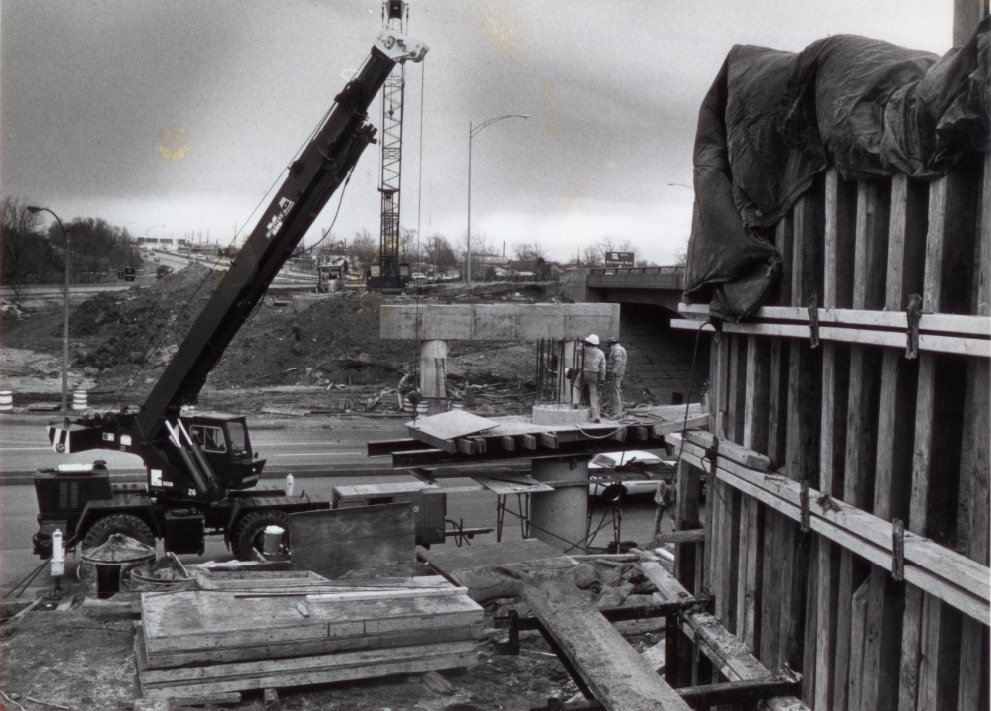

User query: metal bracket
[905,294,923,360]
[892,518,905,581]
[808,295,820,348]
[800,480,810,532]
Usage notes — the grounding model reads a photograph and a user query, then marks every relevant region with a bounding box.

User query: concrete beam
[379,303,620,341]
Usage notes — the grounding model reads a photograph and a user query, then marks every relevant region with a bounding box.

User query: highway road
[0,414,666,596]
[0,415,409,480]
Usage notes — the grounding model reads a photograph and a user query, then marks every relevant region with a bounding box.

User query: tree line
[1,197,142,297]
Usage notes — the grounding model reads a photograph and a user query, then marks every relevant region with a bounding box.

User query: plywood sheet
[288,503,415,580]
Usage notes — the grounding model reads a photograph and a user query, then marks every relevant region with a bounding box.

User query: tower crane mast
[367,0,411,290]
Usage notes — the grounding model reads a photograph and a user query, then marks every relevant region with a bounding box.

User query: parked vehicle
[587,450,676,501]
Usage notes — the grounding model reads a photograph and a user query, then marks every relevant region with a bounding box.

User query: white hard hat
[585,334,599,345]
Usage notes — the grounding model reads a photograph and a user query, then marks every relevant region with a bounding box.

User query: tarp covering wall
[685,17,989,319]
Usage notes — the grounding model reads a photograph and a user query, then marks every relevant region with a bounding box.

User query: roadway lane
[0,415,409,481]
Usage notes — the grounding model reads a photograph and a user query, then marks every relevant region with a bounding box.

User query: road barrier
[0,391,11,412]
[72,390,87,411]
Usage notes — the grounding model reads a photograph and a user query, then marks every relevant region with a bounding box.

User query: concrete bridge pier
[530,455,590,554]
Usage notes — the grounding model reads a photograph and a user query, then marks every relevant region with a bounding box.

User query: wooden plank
[288,504,415,580]
[519,571,692,711]
[143,622,480,668]
[140,641,477,697]
[847,579,870,711]
[140,589,482,656]
[670,434,991,621]
[836,179,890,710]
[380,303,620,341]
[674,459,702,592]
[956,153,991,711]
[901,168,979,711]
[778,186,821,674]
[406,410,497,451]
[678,303,991,337]
[815,173,855,711]
[643,562,810,711]
[669,318,991,357]
[859,176,926,711]
[684,431,770,472]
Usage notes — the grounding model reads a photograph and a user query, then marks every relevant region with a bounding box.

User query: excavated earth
[0,264,548,414]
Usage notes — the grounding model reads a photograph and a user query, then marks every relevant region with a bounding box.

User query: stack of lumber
[134,574,482,699]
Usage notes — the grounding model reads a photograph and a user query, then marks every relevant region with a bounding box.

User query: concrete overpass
[559,265,707,407]
[574,265,686,315]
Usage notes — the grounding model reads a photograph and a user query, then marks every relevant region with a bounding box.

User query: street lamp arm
[27,205,71,415]
[470,113,530,139]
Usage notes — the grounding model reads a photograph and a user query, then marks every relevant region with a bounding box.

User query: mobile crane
[32,27,428,561]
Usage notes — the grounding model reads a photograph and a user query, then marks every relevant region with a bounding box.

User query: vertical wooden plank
[738,334,769,651]
[780,184,822,675]
[955,153,991,711]
[760,213,794,672]
[717,334,746,633]
[861,174,925,711]
[847,580,871,711]
[675,459,702,593]
[815,170,856,711]
[900,168,979,711]
[839,180,890,706]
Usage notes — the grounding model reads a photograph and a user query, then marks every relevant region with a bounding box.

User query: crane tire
[231,511,289,561]
[81,513,155,551]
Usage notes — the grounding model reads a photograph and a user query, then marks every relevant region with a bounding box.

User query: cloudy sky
[1,1,955,265]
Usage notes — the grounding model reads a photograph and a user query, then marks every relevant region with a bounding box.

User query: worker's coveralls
[579,345,606,421]
[606,342,628,418]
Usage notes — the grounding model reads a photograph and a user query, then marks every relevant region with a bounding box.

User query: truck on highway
[32,25,429,562]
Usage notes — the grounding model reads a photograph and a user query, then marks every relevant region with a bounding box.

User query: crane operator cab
[183,412,264,490]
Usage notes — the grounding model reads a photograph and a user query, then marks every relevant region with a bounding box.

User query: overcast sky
[1,1,955,265]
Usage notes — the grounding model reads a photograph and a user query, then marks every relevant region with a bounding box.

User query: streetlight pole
[467,113,529,288]
[27,206,70,415]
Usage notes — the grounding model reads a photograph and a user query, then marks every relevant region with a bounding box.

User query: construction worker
[605,337,627,419]
[580,334,606,422]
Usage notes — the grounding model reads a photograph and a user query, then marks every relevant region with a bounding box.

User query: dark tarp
[684,17,989,319]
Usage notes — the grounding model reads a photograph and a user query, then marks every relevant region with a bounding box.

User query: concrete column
[530,456,590,553]
[419,340,448,415]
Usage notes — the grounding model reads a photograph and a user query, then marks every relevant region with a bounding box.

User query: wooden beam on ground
[380,303,620,341]
[518,570,692,711]
[640,560,810,711]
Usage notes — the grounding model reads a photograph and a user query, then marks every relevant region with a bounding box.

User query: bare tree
[1,196,54,296]
[399,226,419,265]
[459,231,494,280]
[424,233,457,272]
[580,245,602,267]
[512,241,545,264]
[348,228,377,271]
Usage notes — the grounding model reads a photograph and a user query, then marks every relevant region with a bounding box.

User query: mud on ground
[0,264,550,413]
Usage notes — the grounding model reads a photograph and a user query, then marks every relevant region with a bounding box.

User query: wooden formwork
[671,154,989,711]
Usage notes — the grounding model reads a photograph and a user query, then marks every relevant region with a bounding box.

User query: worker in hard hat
[580,334,607,423]
[605,337,627,418]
